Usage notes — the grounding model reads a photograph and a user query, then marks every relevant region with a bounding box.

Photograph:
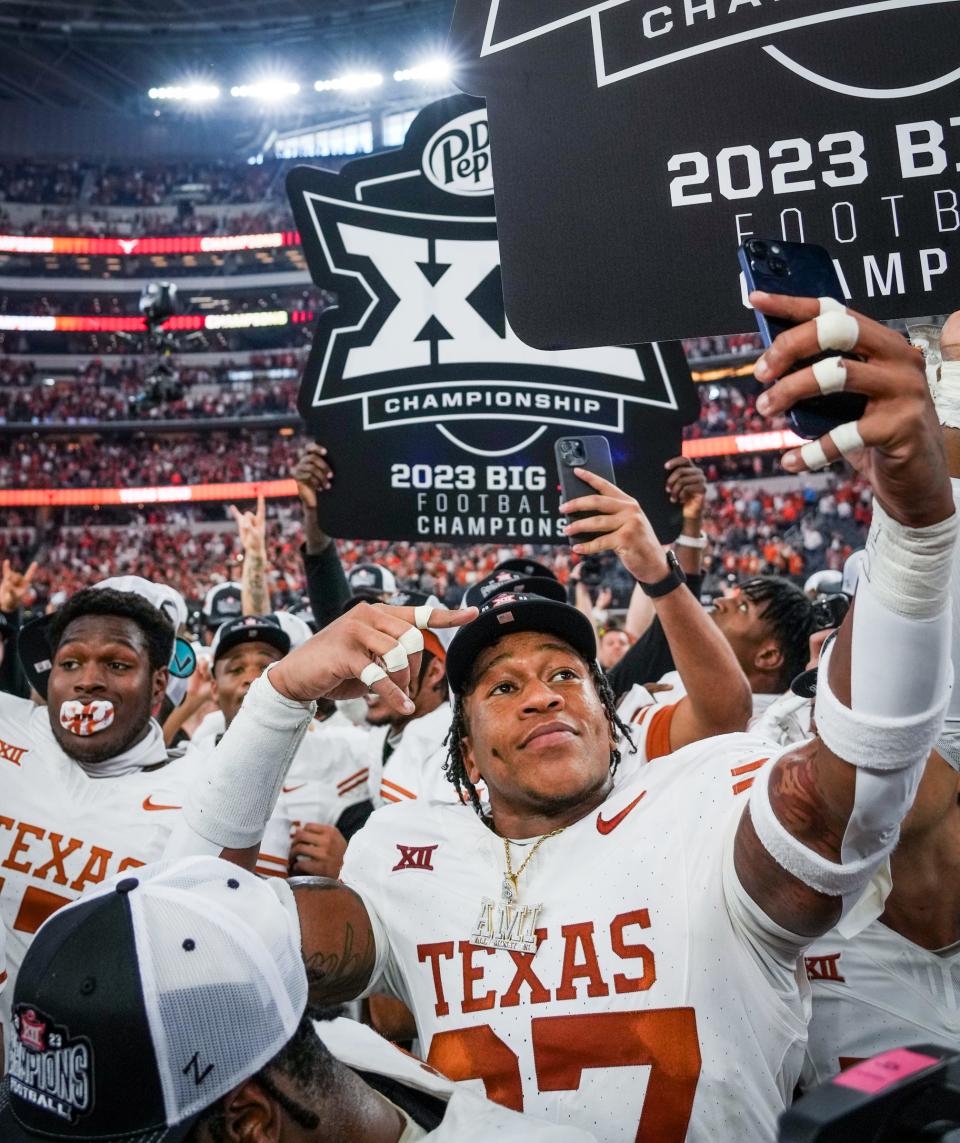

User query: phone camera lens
[560,439,585,465]
[768,255,788,275]
[746,240,767,259]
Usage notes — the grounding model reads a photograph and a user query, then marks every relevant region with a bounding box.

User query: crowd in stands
[684,382,788,438]
[0,205,294,238]
[682,332,764,360]
[0,158,291,207]
[0,428,301,490]
[0,285,322,319]
[0,376,299,423]
[0,469,866,611]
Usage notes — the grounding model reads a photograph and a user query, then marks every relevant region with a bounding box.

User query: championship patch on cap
[347,563,398,596]
[8,1006,94,1126]
[202,582,243,628]
[462,572,567,610]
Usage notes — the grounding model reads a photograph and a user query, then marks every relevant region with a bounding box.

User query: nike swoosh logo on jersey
[596,791,646,835]
[282,784,306,794]
[142,796,182,812]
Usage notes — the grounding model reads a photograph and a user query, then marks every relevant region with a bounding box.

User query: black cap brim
[213,627,290,664]
[494,558,558,582]
[446,596,597,694]
[0,1082,198,1143]
[464,574,567,609]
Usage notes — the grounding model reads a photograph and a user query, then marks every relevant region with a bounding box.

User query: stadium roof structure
[0,0,453,112]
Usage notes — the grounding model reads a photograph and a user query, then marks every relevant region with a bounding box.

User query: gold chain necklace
[501,827,566,904]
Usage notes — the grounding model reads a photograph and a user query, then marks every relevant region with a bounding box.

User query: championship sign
[288,95,697,544]
[450,1,960,346]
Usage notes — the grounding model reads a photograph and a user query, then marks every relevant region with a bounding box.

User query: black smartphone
[555,435,617,545]
[738,238,867,440]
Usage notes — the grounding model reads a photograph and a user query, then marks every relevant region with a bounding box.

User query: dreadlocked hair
[739,576,816,691]
[443,657,633,820]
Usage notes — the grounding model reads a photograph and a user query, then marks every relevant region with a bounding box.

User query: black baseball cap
[201,582,242,629]
[462,570,567,609]
[494,557,558,582]
[0,858,308,1143]
[211,614,290,664]
[446,590,597,694]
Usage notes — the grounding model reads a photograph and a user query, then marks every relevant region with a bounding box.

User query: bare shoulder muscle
[733,738,852,938]
[290,877,378,1006]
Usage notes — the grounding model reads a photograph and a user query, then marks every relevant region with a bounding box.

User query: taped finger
[360,662,388,688]
[812,356,848,395]
[398,626,424,655]
[382,642,409,674]
[797,420,865,473]
[816,311,859,353]
[414,605,433,630]
[818,296,846,315]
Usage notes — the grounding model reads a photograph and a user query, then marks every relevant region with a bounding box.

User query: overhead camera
[129,281,184,411]
[138,281,180,329]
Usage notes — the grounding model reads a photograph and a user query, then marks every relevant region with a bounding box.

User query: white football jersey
[316,1017,596,1140]
[341,733,804,1143]
[615,682,792,784]
[0,694,192,1023]
[801,920,960,1088]
[376,705,456,807]
[184,716,369,879]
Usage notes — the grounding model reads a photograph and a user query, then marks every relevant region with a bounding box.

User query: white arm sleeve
[175,667,315,852]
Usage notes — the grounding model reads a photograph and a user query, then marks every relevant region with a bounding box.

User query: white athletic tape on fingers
[798,421,863,471]
[932,360,960,429]
[818,296,847,315]
[830,421,865,457]
[414,605,433,630]
[816,311,859,352]
[812,356,847,395]
[798,439,830,472]
[360,662,388,688]
[398,626,424,655]
[382,643,409,674]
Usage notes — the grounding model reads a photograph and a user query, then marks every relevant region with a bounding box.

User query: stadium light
[393,59,452,83]
[147,84,220,102]
[230,80,300,101]
[314,72,383,93]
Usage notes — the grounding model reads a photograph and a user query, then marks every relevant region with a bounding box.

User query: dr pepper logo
[423,108,493,196]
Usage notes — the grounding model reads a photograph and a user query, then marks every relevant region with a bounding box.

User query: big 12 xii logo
[288,95,697,544]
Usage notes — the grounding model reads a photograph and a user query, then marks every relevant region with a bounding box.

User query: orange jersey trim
[644,703,679,762]
[381,777,416,801]
[337,768,368,791]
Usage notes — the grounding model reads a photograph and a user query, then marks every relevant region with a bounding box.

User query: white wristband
[675,533,708,550]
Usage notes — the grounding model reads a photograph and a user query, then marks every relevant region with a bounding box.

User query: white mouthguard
[59,700,115,736]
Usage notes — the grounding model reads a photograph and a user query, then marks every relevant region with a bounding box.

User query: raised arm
[563,472,753,749]
[733,293,956,938]
[294,443,351,628]
[230,494,271,616]
[164,599,476,1005]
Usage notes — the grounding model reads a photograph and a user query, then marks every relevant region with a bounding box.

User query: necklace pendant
[472,896,543,955]
[501,874,518,904]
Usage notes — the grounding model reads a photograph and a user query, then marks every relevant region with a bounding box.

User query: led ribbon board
[287,94,697,544]
[450,0,960,346]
